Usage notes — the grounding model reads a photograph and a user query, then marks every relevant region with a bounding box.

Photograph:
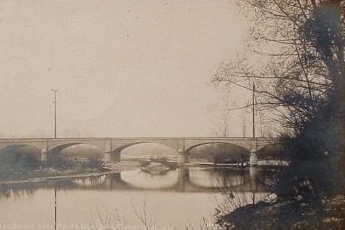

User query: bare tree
[91,209,127,230]
[213,0,344,145]
[213,0,345,198]
[131,198,156,230]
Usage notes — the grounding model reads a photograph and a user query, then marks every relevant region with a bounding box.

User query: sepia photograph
[0,0,344,230]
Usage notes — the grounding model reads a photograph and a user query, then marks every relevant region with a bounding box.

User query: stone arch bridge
[0,137,279,163]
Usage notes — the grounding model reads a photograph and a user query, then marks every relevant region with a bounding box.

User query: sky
[0,0,255,138]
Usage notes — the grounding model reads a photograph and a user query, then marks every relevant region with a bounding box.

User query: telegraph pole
[252,83,255,138]
[54,186,57,230]
[51,89,57,138]
[242,113,246,138]
[51,89,58,229]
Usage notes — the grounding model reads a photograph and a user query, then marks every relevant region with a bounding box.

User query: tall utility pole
[51,89,57,138]
[242,112,246,138]
[54,186,57,230]
[52,89,58,229]
[252,83,255,138]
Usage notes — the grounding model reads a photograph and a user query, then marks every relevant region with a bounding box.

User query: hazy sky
[0,0,253,138]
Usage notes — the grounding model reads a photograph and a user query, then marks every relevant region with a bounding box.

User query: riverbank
[216,195,345,230]
[0,170,119,185]
[0,161,140,185]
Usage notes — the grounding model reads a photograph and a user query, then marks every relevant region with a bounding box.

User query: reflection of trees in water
[188,167,255,191]
[0,182,57,199]
[0,179,88,199]
[251,167,281,193]
[189,166,279,191]
[74,176,106,188]
[188,167,249,189]
[0,183,36,199]
[209,167,281,217]
[213,167,279,192]
[211,168,247,188]
[0,173,125,199]
[0,167,281,199]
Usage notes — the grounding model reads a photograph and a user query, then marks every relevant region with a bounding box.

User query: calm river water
[0,166,271,230]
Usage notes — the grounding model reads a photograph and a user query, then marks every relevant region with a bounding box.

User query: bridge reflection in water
[102,167,267,193]
[0,166,278,230]
[0,166,274,199]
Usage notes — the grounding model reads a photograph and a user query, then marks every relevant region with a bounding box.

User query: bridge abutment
[41,149,47,162]
[104,139,112,163]
[249,149,258,166]
[177,152,189,166]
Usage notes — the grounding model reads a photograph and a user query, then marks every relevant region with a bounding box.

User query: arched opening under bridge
[186,142,250,164]
[47,143,104,168]
[257,143,285,160]
[112,143,179,162]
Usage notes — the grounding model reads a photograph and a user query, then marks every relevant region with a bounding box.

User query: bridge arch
[111,142,179,162]
[47,143,104,164]
[185,142,250,164]
[185,142,249,153]
[257,143,285,160]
